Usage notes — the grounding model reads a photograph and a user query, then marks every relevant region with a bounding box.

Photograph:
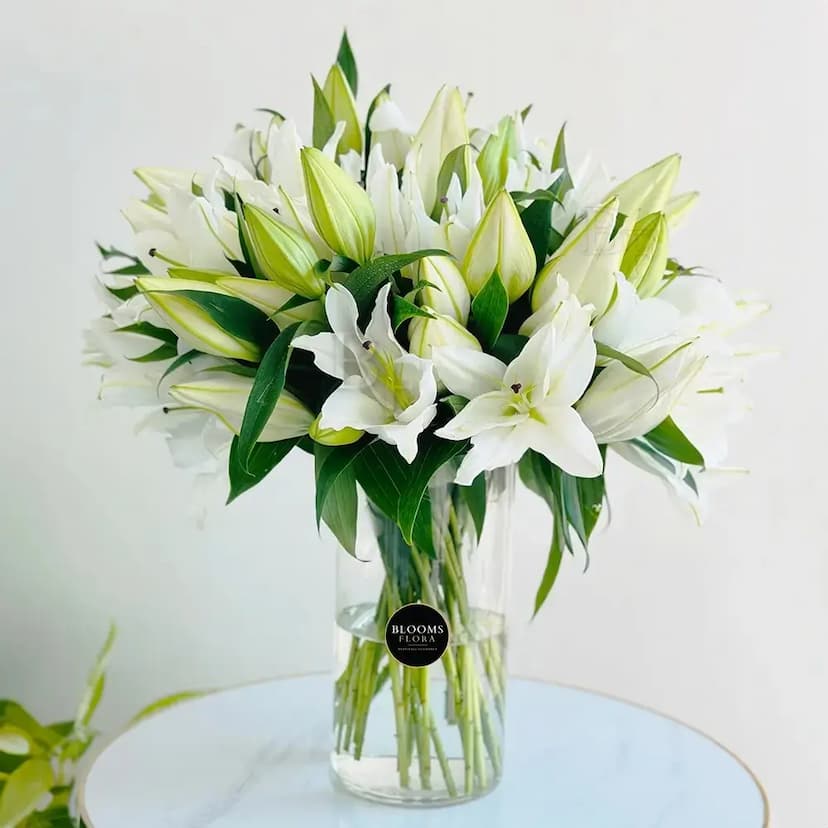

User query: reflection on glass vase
[330,464,514,806]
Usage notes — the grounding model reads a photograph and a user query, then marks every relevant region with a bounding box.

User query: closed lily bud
[410,85,470,215]
[462,190,536,302]
[532,197,620,316]
[309,415,364,446]
[169,374,314,441]
[322,64,363,156]
[621,212,669,298]
[418,255,471,323]
[368,93,412,170]
[301,147,376,264]
[136,277,261,361]
[476,115,520,204]
[243,205,326,299]
[408,311,481,359]
[606,154,681,218]
[665,191,699,229]
[215,277,324,329]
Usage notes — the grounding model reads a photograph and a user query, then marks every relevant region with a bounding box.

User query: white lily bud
[243,205,326,299]
[621,212,669,298]
[410,86,470,215]
[532,197,620,316]
[300,147,376,264]
[408,311,481,360]
[665,191,699,229]
[606,154,681,218]
[322,64,363,156]
[418,255,471,323]
[136,278,261,361]
[576,341,706,443]
[169,374,314,441]
[309,415,364,446]
[215,277,324,329]
[462,190,536,302]
[368,94,412,170]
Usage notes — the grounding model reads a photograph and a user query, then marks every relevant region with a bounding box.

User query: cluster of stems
[334,503,506,799]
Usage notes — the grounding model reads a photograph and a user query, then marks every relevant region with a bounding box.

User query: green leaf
[471,271,509,349]
[459,473,487,539]
[25,804,75,828]
[320,462,359,556]
[313,441,369,530]
[391,294,433,330]
[491,333,527,364]
[105,284,139,302]
[520,197,553,272]
[644,416,705,466]
[128,343,178,363]
[74,623,116,732]
[441,395,468,415]
[343,250,450,317]
[431,144,470,220]
[336,29,358,96]
[116,321,177,345]
[96,243,140,263]
[0,759,54,827]
[353,443,435,556]
[236,323,301,467]
[227,436,300,504]
[550,122,573,196]
[106,262,149,276]
[533,529,564,617]
[130,691,209,726]
[312,75,336,151]
[595,341,656,381]
[0,705,58,752]
[173,290,273,347]
[398,436,468,550]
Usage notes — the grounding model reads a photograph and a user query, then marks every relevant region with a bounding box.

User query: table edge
[77,670,770,828]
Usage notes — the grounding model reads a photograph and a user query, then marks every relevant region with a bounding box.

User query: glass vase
[330,464,514,806]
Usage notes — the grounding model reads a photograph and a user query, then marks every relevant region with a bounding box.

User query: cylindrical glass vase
[331,464,514,806]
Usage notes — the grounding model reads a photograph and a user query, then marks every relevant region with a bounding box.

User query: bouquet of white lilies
[85,31,765,804]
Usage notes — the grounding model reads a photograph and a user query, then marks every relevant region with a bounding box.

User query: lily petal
[432,347,506,399]
[455,425,531,485]
[436,391,519,440]
[522,401,603,478]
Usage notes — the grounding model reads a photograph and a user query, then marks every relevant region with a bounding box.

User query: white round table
[79,675,767,827]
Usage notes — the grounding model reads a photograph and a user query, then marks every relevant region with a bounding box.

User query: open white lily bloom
[294,284,438,462]
[577,340,706,443]
[434,294,603,484]
[593,273,681,359]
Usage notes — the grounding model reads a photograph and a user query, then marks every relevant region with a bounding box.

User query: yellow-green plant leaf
[0,727,30,757]
[74,624,116,732]
[130,691,210,726]
[0,759,54,827]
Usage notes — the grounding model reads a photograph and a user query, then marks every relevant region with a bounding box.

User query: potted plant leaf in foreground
[84,31,767,806]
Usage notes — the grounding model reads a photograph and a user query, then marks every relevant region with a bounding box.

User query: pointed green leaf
[227,436,299,503]
[471,271,509,349]
[116,321,177,345]
[336,30,358,95]
[459,473,487,539]
[130,691,209,726]
[550,123,573,196]
[644,416,704,466]
[595,342,656,381]
[312,75,336,150]
[313,440,370,530]
[398,436,468,550]
[343,250,449,316]
[74,623,116,732]
[0,759,54,827]
[236,322,301,467]
[533,528,564,616]
[391,294,434,330]
[320,462,359,556]
[172,289,273,347]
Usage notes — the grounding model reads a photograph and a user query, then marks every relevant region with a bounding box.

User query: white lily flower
[366,144,409,255]
[576,340,706,443]
[434,294,602,484]
[169,373,314,441]
[293,284,438,462]
[593,273,681,360]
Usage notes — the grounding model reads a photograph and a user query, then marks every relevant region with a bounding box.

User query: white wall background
[1,0,826,824]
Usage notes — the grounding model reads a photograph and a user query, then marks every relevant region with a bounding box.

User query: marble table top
[79,674,767,827]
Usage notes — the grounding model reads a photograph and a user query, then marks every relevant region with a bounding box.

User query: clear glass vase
[330,464,514,806]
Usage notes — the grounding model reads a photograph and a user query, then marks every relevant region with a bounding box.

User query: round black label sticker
[385,603,450,668]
